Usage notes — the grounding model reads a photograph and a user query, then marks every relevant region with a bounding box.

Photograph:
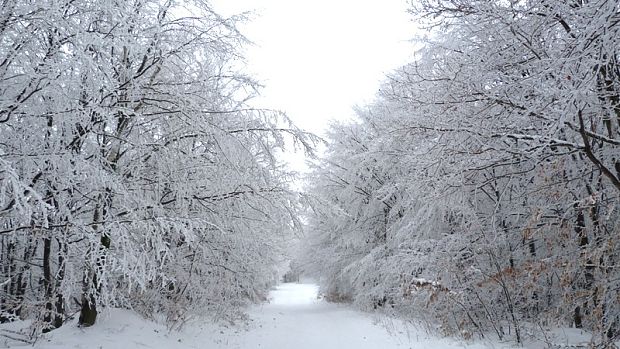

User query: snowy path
[195,283,493,349]
[206,283,411,348]
[2,283,499,349]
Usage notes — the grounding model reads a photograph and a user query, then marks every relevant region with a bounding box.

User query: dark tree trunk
[42,237,53,332]
[78,199,111,327]
[53,238,65,329]
[42,237,65,331]
[79,293,97,327]
[575,306,583,328]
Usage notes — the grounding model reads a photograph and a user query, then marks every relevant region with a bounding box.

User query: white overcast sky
[210,0,416,135]
[209,1,416,173]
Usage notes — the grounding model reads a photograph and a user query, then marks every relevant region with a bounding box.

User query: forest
[0,0,313,335]
[301,0,620,346]
[1,0,619,348]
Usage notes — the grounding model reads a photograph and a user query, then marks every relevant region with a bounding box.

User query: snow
[520,327,594,349]
[1,283,579,349]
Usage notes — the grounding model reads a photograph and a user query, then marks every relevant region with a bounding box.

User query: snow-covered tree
[0,0,311,337]
[303,0,620,345]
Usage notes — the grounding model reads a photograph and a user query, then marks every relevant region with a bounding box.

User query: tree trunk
[42,237,65,331]
[42,237,53,332]
[575,306,583,328]
[53,238,65,329]
[78,202,110,327]
[78,293,97,327]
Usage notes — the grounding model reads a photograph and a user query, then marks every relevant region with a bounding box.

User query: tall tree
[303,0,620,345]
[0,0,311,337]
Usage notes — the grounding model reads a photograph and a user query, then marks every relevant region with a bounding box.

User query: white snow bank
[1,308,191,349]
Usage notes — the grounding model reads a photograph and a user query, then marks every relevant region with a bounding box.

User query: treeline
[0,0,309,338]
[303,0,620,346]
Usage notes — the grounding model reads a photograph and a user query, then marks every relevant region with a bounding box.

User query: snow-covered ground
[206,283,495,349]
[0,283,592,349]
